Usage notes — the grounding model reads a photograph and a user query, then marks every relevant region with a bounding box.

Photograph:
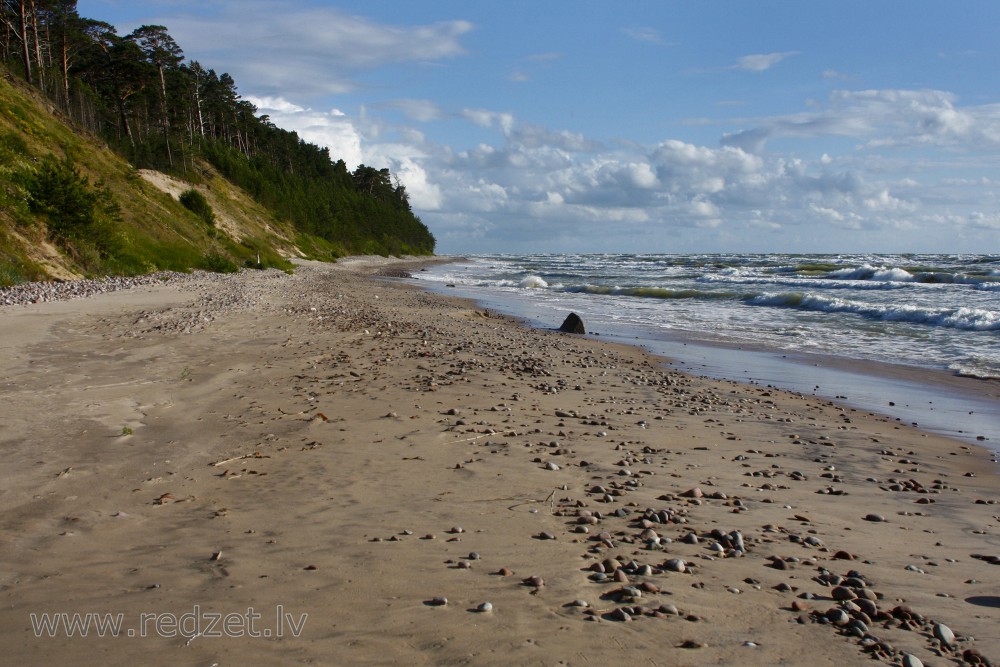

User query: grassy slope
[0,69,335,286]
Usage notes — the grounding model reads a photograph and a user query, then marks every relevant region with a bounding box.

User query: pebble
[429,596,448,606]
[0,271,195,306]
[476,602,493,613]
[825,608,850,625]
[902,655,924,667]
[611,608,632,622]
[665,558,687,573]
[831,586,856,601]
[863,513,886,522]
[933,622,955,647]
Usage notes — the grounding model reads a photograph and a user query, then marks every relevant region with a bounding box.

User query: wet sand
[0,258,997,666]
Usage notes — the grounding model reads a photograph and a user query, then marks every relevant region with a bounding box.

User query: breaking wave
[561,285,736,300]
[519,275,549,288]
[749,292,1000,331]
[826,264,915,282]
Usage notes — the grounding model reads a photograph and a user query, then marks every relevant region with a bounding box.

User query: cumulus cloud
[390,158,443,210]
[719,88,1000,154]
[313,88,992,249]
[248,96,364,168]
[461,108,516,134]
[103,2,1000,253]
[968,212,1000,229]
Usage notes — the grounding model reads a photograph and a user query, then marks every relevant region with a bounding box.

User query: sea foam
[750,292,1000,330]
[519,275,549,288]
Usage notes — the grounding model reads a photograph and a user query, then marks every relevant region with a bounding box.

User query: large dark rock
[559,312,586,334]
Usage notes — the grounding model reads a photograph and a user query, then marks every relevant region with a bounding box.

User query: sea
[415,254,1000,453]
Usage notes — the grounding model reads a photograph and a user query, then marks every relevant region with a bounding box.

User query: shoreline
[414,263,1000,451]
[1,259,997,665]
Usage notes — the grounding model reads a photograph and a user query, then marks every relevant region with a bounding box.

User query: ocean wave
[560,285,738,300]
[699,274,911,291]
[948,360,1000,380]
[825,264,915,282]
[748,292,1000,330]
[519,275,549,288]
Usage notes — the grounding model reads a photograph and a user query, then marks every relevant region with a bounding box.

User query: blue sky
[77,1,1000,254]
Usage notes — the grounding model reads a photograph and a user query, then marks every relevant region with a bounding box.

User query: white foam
[826,263,914,282]
[519,275,549,289]
[749,292,1000,331]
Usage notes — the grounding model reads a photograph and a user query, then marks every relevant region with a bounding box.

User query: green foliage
[21,156,129,273]
[0,227,47,286]
[179,188,215,226]
[1,3,437,285]
[0,131,29,163]
[200,251,238,273]
[25,156,104,237]
[202,142,435,256]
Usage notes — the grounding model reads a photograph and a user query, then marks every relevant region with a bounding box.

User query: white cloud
[734,51,799,72]
[720,88,1000,153]
[621,27,667,45]
[969,212,1000,229]
[461,109,516,134]
[822,69,853,81]
[392,158,443,210]
[509,124,600,152]
[248,96,364,168]
[386,99,443,122]
[105,1,1000,253]
[145,2,473,97]
[863,189,915,212]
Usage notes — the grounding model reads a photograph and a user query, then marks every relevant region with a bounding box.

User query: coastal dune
[0,259,997,666]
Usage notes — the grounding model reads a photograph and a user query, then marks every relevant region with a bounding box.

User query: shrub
[22,156,125,271]
[179,188,215,226]
[26,156,101,238]
[201,251,238,273]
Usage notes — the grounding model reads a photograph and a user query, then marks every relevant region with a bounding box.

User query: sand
[0,258,997,666]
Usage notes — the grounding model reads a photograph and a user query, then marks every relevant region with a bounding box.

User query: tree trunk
[157,64,172,167]
[195,89,204,138]
[59,18,70,110]
[118,96,135,147]
[18,0,32,84]
[30,0,44,93]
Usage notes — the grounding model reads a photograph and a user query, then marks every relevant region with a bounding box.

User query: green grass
[0,68,324,284]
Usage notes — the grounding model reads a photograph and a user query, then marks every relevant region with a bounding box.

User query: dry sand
[0,258,997,666]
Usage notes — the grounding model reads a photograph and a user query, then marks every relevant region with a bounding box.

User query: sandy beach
[0,258,997,666]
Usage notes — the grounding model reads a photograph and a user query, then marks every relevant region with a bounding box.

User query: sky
[76,0,1000,255]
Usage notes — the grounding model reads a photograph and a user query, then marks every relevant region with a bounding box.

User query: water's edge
[413,270,1000,456]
